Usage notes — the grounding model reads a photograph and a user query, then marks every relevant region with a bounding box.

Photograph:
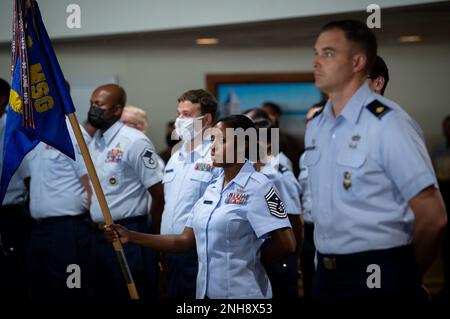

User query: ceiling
[2,1,450,49]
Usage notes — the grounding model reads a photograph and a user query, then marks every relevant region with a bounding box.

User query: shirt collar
[340,82,372,125]
[178,137,211,162]
[94,120,124,147]
[324,82,373,126]
[212,161,254,192]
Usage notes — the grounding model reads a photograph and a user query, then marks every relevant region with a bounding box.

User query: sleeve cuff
[400,171,437,202]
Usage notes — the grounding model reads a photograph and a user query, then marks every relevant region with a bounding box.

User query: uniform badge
[225,192,249,205]
[109,176,117,185]
[194,162,214,172]
[105,148,123,163]
[278,164,289,174]
[140,147,157,169]
[343,171,352,190]
[366,100,391,119]
[265,187,287,218]
[349,135,361,149]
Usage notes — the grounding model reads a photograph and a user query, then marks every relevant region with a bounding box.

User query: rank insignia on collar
[225,192,249,205]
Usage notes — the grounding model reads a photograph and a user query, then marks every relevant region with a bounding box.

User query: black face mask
[88,106,112,130]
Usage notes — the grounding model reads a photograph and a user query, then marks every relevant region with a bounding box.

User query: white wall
[1,41,449,154]
[0,0,441,43]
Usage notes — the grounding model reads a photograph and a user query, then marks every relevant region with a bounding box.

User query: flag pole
[67,112,139,299]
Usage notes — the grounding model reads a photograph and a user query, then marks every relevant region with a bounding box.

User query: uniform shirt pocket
[336,150,367,200]
[303,149,321,167]
[162,171,175,184]
[101,162,124,194]
[190,171,214,183]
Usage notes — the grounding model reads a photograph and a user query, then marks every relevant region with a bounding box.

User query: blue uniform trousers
[91,215,158,299]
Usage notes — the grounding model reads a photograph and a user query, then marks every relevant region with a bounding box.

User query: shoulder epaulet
[366,100,391,119]
[278,164,289,174]
[310,106,325,120]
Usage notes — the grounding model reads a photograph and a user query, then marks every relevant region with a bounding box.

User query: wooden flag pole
[67,113,139,299]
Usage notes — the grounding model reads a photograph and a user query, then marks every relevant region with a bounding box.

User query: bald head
[92,84,126,107]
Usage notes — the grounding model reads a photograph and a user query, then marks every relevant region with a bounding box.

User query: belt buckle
[323,257,337,270]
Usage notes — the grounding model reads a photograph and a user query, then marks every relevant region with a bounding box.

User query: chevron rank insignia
[141,148,157,169]
[265,187,287,218]
[366,100,391,119]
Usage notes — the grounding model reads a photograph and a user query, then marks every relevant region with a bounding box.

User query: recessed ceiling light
[196,38,219,45]
[399,35,422,43]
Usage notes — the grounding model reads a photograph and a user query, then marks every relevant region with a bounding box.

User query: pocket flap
[337,151,366,168]
[303,150,321,166]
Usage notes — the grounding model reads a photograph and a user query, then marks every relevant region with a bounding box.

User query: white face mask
[175,115,204,140]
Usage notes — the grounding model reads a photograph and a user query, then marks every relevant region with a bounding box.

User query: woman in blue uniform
[104,115,296,299]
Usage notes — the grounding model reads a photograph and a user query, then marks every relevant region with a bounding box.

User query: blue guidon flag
[0,0,77,204]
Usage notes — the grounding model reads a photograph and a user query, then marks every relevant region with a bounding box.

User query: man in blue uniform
[161,89,220,299]
[88,84,164,299]
[299,55,391,299]
[27,119,92,299]
[305,20,447,299]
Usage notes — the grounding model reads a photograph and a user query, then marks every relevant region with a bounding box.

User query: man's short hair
[262,101,282,116]
[368,55,389,95]
[178,89,218,121]
[321,20,378,74]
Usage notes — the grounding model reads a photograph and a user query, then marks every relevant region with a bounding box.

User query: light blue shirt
[304,83,437,254]
[89,121,163,223]
[186,161,292,299]
[161,139,220,235]
[277,152,293,172]
[298,153,313,224]
[260,155,302,216]
[28,120,88,218]
[0,114,29,205]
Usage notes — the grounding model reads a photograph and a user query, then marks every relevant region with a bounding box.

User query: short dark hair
[262,101,282,116]
[217,114,256,160]
[244,108,271,121]
[245,108,273,143]
[0,78,10,98]
[321,20,378,74]
[178,89,218,121]
[368,55,389,95]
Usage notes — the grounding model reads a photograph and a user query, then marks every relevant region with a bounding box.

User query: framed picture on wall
[206,72,324,136]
